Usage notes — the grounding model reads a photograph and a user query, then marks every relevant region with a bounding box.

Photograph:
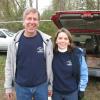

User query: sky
[33,0,52,14]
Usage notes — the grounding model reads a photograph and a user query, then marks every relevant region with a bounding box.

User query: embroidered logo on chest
[65,60,72,66]
[37,47,44,53]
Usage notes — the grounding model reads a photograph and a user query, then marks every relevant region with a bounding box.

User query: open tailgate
[51,11,100,33]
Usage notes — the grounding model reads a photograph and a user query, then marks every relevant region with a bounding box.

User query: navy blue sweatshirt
[52,49,81,94]
[16,33,47,87]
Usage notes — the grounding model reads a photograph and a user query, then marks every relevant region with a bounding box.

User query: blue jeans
[52,90,78,100]
[15,82,48,100]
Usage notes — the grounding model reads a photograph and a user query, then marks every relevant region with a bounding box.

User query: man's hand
[78,91,84,100]
[5,93,14,100]
[48,90,52,97]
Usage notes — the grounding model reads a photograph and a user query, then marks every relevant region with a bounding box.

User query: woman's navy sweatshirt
[52,48,81,94]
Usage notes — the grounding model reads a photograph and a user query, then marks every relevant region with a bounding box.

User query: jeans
[52,90,78,100]
[15,82,48,100]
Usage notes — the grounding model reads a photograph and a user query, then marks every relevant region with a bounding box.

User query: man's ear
[23,22,25,26]
[37,23,39,27]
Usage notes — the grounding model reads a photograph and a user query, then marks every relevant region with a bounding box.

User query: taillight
[81,12,93,18]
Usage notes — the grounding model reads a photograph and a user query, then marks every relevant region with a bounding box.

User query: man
[4,7,53,100]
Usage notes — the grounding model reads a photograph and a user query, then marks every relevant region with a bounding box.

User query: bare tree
[52,0,99,11]
[36,0,38,10]
[29,0,33,7]
[97,0,100,10]
[0,0,27,21]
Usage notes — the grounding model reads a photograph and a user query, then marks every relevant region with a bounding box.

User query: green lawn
[0,53,6,100]
[0,53,6,89]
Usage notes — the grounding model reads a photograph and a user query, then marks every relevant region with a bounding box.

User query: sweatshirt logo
[66,60,72,66]
[37,47,44,53]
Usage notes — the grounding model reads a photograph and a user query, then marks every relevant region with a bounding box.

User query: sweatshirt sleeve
[79,55,88,91]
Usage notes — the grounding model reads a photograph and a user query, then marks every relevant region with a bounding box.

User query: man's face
[23,12,39,34]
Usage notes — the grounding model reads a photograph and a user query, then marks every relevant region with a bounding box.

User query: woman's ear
[68,42,70,46]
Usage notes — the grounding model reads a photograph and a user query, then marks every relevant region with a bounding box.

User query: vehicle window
[0,31,6,38]
[97,35,100,53]
[3,30,14,37]
[72,34,92,47]
[72,34,97,54]
[97,35,100,43]
[59,16,100,30]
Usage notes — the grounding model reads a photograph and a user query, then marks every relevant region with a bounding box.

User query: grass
[0,53,6,88]
[0,53,6,100]
[0,53,100,100]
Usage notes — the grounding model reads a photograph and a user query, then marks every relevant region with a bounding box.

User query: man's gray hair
[23,7,40,20]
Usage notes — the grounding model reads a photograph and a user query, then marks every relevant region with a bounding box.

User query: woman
[52,28,88,100]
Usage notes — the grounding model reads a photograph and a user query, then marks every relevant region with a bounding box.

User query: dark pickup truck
[51,11,100,77]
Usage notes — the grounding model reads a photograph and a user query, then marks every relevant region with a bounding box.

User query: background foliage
[0,0,100,35]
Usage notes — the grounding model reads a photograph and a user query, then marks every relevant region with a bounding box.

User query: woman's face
[56,32,70,50]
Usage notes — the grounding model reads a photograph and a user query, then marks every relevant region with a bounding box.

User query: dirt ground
[84,77,100,100]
